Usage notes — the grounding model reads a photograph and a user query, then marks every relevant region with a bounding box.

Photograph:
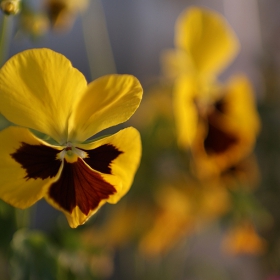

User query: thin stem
[15,203,37,229]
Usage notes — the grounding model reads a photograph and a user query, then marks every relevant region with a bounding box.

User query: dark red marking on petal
[49,158,116,214]
[214,98,227,114]
[11,143,61,180]
[81,144,123,174]
[204,122,238,155]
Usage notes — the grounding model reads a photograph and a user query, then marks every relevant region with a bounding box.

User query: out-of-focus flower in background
[19,12,50,38]
[168,7,260,180]
[1,0,21,15]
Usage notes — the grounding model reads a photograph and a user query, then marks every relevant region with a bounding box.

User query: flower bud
[1,0,20,15]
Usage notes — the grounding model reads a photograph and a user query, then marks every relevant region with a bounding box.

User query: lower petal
[45,158,121,228]
[0,127,63,209]
[44,127,141,228]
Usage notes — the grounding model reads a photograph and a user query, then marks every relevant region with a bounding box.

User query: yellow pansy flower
[139,186,195,256]
[168,7,241,149]
[0,48,142,228]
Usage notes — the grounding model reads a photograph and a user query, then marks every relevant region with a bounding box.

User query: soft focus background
[1,0,280,279]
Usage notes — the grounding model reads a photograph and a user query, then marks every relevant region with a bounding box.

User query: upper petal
[0,126,63,209]
[0,48,87,144]
[175,7,239,78]
[68,75,143,142]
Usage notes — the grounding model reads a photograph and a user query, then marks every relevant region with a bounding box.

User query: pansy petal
[0,126,63,209]
[68,75,143,142]
[173,74,198,148]
[77,127,141,202]
[0,48,87,144]
[175,7,239,78]
[222,74,260,134]
[45,158,121,228]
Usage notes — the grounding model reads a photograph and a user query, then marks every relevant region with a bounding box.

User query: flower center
[58,142,87,162]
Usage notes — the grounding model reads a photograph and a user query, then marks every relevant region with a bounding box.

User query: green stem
[0,14,11,67]
[15,205,35,229]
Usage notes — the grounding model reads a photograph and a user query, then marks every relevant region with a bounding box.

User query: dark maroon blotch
[82,144,123,174]
[49,158,116,214]
[204,122,238,155]
[11,143,61,180]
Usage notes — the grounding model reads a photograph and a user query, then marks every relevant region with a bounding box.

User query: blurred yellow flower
[20,13,50,37]
[1,0,20,15]
[0,48,142,228]
[166,7,260,180]
[139,180,231,256]
[222,221,266,255]
[139,186,195,256]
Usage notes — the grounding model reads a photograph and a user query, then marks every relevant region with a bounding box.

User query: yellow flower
[20,13,50,37]
[139,186,195,256]
[167,8,260,180]
[1,0,20,15]
[222,221,266,255]
[139,180,231,256]
[0,48,142,228]
[169,7,242,148]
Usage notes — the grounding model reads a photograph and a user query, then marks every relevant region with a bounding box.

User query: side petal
[175,7,239,78]
[0,126,63,209]
[173,74,198,149]
[77,127,142,202]
[0,48,87,144]
[68,75,143,142]
[222,74,260,135]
